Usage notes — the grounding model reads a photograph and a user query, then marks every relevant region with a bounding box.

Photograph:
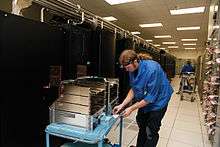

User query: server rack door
[0,10,65,147]
[99,29,116,78]
[115,37,134,103]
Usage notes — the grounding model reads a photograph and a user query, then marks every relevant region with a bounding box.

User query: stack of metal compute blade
[49,76,119,131]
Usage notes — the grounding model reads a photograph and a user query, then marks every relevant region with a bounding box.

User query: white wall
[167,49,204,75]
[167,49,204,60]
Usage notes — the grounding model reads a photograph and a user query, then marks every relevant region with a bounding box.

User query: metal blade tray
[49,76,119,131]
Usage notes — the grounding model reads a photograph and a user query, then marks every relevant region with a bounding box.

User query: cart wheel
[180,95,183,101]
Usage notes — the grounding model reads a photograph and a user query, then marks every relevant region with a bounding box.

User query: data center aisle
[121,76,212,147]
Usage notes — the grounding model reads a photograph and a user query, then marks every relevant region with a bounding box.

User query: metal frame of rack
[214,1,220,146]
[32,0,162,51]
[199,1,220,146]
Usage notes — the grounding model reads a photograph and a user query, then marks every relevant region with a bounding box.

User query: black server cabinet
[99,29,116,78]
[63,25,95,79]
[0,10,65,147]
[115,37,134,103]
[159,49,166,72]
[62,25,116,79]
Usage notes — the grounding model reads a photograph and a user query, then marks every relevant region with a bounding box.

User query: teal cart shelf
[45,115,123,147]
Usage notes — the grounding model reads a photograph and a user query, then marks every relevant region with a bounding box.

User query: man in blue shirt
[181,60,194,73]
[176,61,195,94]
[113,50,173,147]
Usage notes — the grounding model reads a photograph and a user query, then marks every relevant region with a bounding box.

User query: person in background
[180,60,194,74]
[176,60,195,94]
[113,49,173,147]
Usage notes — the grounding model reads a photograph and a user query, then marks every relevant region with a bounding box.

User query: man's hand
[112,104,124,115]
[122,107,133,117]
[122,100,149,117]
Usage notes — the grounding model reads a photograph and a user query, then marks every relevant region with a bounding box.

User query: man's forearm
[121,89,134,107]
[129,99,149,111]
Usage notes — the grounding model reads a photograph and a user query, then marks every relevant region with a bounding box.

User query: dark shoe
[130,146,136,147]
[176,91,180,94]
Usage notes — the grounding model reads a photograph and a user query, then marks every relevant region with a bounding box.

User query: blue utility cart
[45,114,123,147]
[180,72,196,102]
[45,77,121,147]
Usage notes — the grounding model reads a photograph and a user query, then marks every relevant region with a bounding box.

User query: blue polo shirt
[129,60,173,112]
[181,64,194,73]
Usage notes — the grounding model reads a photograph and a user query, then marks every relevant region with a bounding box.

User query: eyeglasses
[121,60,133,68]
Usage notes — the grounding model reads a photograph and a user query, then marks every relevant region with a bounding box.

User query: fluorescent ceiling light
[185,48,196,49]
[215,5,218,12]
[139,23,163,28]
[154,35,171,38]
[213,25,219,29]
[208,38,212,40]
[177,26,200,31]
[103,16,117,21]
[181,39,198,41]
[154,44,160,47]
[160,48,166,50]
[131,31,141,35]
[104,0,141,5]
[170,6,205,15]
[213,38,217,41]
[168,46,178,48]
[183,43,196,46]
[162,42,176,45]
[145,39,153,42]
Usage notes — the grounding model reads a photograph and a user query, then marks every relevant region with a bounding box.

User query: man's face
[122,60,138,72]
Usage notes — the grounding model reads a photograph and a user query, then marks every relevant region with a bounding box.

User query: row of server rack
[0,8,176,147]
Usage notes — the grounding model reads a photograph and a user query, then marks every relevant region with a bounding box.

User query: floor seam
[166,95,181,146]
[166,105,180,146]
